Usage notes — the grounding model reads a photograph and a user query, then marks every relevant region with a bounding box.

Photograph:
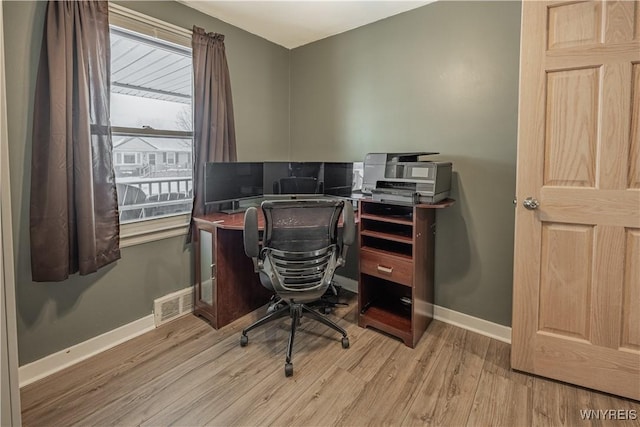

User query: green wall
[291,1,521,325]
[4,0,521,366]
[3,1,290,365]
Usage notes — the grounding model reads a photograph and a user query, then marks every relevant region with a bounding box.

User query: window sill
[119,214,190,248]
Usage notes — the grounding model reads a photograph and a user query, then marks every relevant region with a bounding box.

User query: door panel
[630,64,640,188]
[544,68,599,187]
[605,1,635,42]
[636,2,640,39]
[512,0,640,400]
[622,229,640,351]
[547,1,602,49]
[539,223,593,340]
[590,225,624,348]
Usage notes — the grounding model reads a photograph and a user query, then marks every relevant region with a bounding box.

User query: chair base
[240,301,349,377]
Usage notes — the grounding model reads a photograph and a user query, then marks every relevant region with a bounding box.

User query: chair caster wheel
[321,306,331,314]
[342,337,350,349]
[240,335,248,347]
[285,363,293,377]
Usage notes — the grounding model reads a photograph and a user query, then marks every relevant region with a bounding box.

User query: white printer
[362,152,452,205]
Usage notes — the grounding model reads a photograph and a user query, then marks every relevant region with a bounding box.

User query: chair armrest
[339,201,355,263]
[243,207,260,259]
[342,201,355,246]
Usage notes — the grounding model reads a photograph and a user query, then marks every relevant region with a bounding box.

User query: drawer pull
[377,265,393,274]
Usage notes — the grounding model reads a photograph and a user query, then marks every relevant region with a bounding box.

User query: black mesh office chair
[241,198,355,376]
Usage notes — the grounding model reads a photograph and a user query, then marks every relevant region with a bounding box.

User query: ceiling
[178,1,434,49]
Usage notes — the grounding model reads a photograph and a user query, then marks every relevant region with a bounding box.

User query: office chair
[241,198,355,377]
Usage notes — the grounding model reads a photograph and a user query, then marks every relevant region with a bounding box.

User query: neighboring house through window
[109,4,193,246]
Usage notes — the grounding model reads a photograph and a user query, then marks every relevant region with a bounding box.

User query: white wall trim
[1,1,23,422]
[17,288,512,387]
[333,274,358,293]
[18,314,155,388]
[433,305,511,344]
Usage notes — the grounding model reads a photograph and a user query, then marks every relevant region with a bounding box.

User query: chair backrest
[258,199,345,303]
[262,199,342,251]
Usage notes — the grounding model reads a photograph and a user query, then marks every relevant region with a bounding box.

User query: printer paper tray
[371,189,449,205]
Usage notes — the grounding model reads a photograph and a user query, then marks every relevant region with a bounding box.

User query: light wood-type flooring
[21,292,640,426]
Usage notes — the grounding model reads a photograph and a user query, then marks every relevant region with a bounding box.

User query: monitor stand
[219,198,262,214]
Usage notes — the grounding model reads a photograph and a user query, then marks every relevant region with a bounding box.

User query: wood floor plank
[587,393,640,426]
[183,324,349,426]
[277,365,366,426]
[20,292,640,427]
[21,305,270,427]
[140,337,283,427]
[19,315,207,410]
[533,376,640,427]
[336,325,402,383]
[400,328,490,426]
[479,339,534,386]
[468,372,532,427]
[337,320,455,426]
[465,340,534,427]
[533,377,598,426]
[79,328,249,426]
[205,305,359,427]
[21,315,213,426]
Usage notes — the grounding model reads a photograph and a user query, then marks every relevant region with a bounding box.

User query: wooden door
[512,0,640,400]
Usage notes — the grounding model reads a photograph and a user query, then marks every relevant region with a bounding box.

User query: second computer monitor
[264,162,323,195]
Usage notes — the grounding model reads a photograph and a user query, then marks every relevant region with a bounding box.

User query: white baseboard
[333,278,511,343]
[433,305,511,344]
[18,285,510,387]
[18,314,155,388]
[333,275,358,293]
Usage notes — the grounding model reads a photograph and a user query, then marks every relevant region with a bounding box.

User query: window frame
[166,152,176,165]
[109,4,193,248]
[121,153,138,165]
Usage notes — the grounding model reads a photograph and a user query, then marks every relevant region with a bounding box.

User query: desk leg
[215,228,273,328]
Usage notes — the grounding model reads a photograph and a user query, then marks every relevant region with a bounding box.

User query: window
[166,152,176,165]
[122,153,137,164]
[109,4,193,246]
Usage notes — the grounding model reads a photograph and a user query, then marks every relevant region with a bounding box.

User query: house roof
[113,136,192,152]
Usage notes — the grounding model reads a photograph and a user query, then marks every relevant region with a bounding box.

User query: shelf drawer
[360,248,413,287]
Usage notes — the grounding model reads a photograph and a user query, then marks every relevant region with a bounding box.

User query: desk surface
[194,210,255,230]
[194,198,455,230]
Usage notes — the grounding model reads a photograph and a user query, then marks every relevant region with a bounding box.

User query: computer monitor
[204,162,264,207]
[323,162,354,196]
[264,162,323,195]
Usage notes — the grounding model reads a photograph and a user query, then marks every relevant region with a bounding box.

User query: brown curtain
[30,1,120,282]
[190,26,237,222]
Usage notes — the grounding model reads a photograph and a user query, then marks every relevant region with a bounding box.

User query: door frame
[1,0,23,423]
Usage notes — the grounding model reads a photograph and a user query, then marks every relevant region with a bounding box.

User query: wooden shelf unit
[358,199,452,347]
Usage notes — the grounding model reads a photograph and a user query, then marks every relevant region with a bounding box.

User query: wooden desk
[192,211,272,328]
[192,197,449,332]
[192,201,357,328]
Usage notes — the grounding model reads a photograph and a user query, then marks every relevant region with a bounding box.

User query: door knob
[523,197,539,210]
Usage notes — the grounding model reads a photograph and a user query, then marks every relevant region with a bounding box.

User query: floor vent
[153,287,194,327]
